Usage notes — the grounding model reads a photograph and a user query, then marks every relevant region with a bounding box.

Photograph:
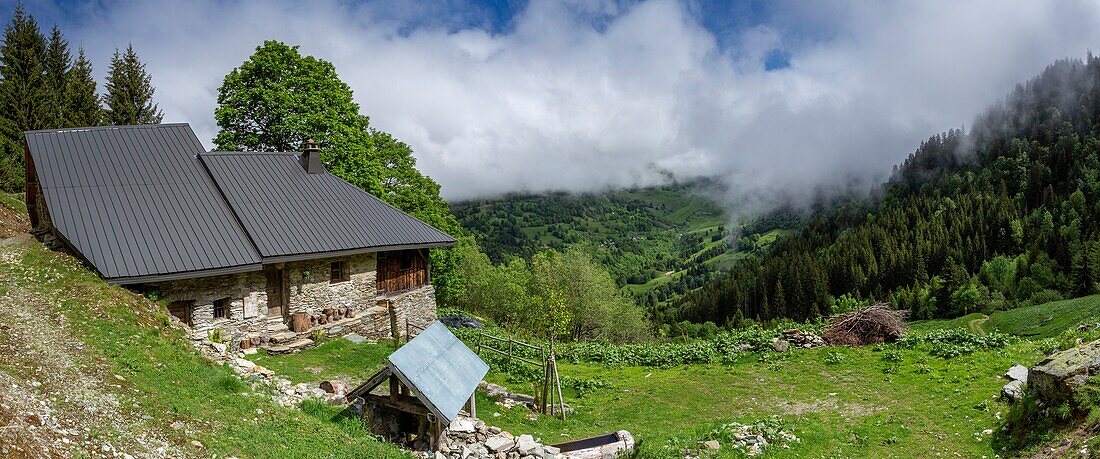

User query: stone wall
[151,269,271,338]
[285,254,377,317]
[149,253,438,346]
[338,285,439,341]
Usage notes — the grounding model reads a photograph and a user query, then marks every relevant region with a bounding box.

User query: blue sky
[6,1,1100,209]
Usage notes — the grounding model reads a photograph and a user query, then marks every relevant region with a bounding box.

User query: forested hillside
[451,179,798,310]
[674,55,1100,326]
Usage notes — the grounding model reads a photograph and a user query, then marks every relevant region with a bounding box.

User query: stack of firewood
[311,307,354,326]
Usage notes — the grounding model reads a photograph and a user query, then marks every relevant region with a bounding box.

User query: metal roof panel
[387,322,489,422]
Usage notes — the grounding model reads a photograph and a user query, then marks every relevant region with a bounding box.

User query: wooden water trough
[551,430,635,459]
[346,321,488,450]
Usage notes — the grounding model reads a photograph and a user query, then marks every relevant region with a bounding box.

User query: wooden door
[265,265,288,320]
[168,300,193,326]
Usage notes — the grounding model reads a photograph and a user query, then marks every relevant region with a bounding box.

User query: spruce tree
[43,25,70,127]
[103,44,162,125]
[0,4,47,191]
[64,46,101,127]
[0,4,48,132]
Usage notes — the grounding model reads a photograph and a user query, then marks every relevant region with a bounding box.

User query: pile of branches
[822,303,908,346]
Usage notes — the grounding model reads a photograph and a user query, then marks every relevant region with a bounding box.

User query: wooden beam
[363,393,431,416]
[346,367,392,400]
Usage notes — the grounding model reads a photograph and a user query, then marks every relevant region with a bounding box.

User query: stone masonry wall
[340,285,439,341]
[285,254,377,317]
[149,252,438,346]
[151,270,270,338]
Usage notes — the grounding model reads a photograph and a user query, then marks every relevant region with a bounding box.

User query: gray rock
[450,418,476,433]
[1030,340,1100,402]
[772,339,790,353]
[1001,379,1025,402]
[327,326,343,336]
[343,333,367,345]
[1005,364,1028,382]
[703,440,720,450]
[516,434,539,455]
[485,436,515,452]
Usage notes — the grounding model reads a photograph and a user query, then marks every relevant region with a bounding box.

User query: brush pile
[822,303,908,346]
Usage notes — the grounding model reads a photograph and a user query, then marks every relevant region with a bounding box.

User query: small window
[399,252,414,270]
[330,261,349,284]
[213,298,229,320]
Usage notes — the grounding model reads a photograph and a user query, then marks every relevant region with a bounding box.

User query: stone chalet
[23,123,455,350]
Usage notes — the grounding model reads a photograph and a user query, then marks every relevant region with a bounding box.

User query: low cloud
[27,0,1100,210]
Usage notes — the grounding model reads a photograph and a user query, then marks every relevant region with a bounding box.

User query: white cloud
[31,0,1100,208]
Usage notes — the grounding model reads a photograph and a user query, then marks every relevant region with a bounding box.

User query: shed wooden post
[466,394,476,418]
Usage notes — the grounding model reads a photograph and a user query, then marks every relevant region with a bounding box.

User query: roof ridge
[25,123,192,135]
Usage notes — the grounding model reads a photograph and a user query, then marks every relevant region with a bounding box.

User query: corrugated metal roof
[25,124,263,282]
[200,152,455,259]
[388,322,489,422]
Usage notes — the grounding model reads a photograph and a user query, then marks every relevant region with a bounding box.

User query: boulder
[517,434,539,455]
[1029,340,1100,403]
[1005,364,1028,382]
[1001,379,1024,402]
[772,339,790,353]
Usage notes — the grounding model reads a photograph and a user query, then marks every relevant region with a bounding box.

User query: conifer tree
[0,4,47,132]
[103,44,162,125]
[64,46,101,127]
[0,4,47,191]
[43,25,70,127]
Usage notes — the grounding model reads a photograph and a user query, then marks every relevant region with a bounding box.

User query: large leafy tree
[214,40,465,304]
[103,44,162,125]
[64,47,101,127]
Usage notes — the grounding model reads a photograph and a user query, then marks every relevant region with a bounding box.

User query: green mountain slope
[451,179,797,309]
[677,55,1100,326]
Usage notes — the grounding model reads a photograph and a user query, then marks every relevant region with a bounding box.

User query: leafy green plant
[208,327,225,344]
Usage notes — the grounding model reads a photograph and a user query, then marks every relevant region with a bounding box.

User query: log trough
[550,430,635,459]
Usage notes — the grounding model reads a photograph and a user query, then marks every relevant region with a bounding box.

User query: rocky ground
[0,237,184,458]
[0,200,29,239]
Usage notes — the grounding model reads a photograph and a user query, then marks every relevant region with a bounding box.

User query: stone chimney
[299,139,323,174]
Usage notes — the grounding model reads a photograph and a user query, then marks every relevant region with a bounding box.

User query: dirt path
[969,315,990,335]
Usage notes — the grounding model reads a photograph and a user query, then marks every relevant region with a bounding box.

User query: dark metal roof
[200,152,455,260]
[387,322,489,422]
[24,123,455,284]
[25,124,262,282]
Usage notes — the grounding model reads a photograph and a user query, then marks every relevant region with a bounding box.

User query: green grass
[983,294,1100,338]
[1,191,25,213]
[478,343,1039,458]
[253,318,1044,458]
[252,338,394,384]
[1,240,408,458]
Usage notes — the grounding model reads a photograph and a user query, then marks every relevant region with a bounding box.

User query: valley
[450,179,798,312]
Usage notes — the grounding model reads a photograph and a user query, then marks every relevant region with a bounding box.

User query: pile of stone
[190,335,345,407]
[773,329,825,352]
[479,381,574,415]
[1001,364,1028,402]
[688,422,799,458]
[421,416,566,459]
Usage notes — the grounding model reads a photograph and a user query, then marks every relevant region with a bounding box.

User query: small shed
[348,322,489,450]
